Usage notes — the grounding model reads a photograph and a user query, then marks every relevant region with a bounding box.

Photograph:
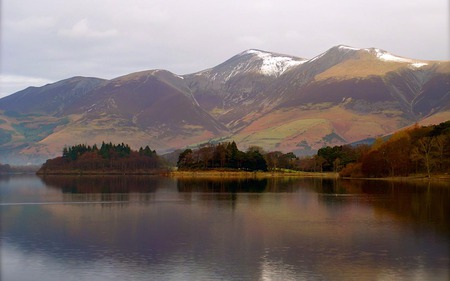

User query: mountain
[183,49,307,130]
[1,45,449,164]
[0,70,228,164]
[0,76,106,116]
[185,45,450,153]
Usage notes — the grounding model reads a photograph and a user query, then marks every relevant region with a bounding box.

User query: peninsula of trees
[37,142,164,174]
[177,121,450,178]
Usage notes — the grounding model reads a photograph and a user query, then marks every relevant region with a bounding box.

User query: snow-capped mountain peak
[241,49,307,76]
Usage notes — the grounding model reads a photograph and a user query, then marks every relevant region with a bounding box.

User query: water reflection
[1,175,449,281]
[41,175,175,193]
[5,175,449,238]
[314,179,450,237]
[177,178,268,193]
[176,177,310,193]
[22,175,450,237]
[34,175,177,204]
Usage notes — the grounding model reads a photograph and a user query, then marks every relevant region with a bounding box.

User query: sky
[1,0,449,98]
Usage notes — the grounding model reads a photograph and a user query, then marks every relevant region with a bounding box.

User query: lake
[1,175,449,281]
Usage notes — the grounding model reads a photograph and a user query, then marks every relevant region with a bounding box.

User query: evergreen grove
[39,142,162,173]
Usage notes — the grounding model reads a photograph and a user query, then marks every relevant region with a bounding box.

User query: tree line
[177,141,269,171]
[177,121,450,178]
[38,142,163,173]
[176,141,365,173]
[331,121,450,178]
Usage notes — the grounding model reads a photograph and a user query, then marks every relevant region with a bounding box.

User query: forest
[337,121,450,178]
[37,142,164,174]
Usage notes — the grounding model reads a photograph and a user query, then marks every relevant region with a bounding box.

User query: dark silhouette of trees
[38,142,163,174]
[177,141,268,171]
[242,149,267,171]
[317,144,369,172]
[0,163,11,174]
[264,151,297,171]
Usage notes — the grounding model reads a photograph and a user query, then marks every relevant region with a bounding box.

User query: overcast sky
[1,0,449,98]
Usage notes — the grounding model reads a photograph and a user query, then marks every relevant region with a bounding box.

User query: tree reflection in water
[38,175,449,238]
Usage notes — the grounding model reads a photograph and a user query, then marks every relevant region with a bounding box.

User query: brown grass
[169,170,339,179]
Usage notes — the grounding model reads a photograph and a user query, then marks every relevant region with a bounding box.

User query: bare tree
[411,137,438,178]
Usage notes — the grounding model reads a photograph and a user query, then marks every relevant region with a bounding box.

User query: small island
[37,142,166,175]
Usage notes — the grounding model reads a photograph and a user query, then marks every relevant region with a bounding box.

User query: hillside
[1,45,449,164]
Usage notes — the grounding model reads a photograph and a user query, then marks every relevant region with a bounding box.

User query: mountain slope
[1,45,449,164]
[0,77,106,116]
[0,70,229,164]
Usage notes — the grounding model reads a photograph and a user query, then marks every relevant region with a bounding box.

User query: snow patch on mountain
[410,62,428,68]
[307,52,325,63]
[376,51,412,63]
[338,45,361,51]
[371,48,429,68]
[245,50,306,76]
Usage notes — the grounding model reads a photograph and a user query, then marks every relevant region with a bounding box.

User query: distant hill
[1,45,449,164]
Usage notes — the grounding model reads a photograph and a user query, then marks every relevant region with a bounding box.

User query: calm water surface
[1,175,449,281]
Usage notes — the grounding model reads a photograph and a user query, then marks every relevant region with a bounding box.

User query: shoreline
[168,170,339,179]
[341,174,450,182]
[31,169,450,182]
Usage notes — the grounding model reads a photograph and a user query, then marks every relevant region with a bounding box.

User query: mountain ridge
[1,45,449,164]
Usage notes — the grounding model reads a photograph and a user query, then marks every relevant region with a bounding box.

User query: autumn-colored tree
[383,131,412,176]
[313,155,326,172]
[361,150,389,177]
[340,121,450,178]
[212,143,228,168]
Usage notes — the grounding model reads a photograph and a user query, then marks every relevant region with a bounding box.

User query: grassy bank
[169,170,339,179]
